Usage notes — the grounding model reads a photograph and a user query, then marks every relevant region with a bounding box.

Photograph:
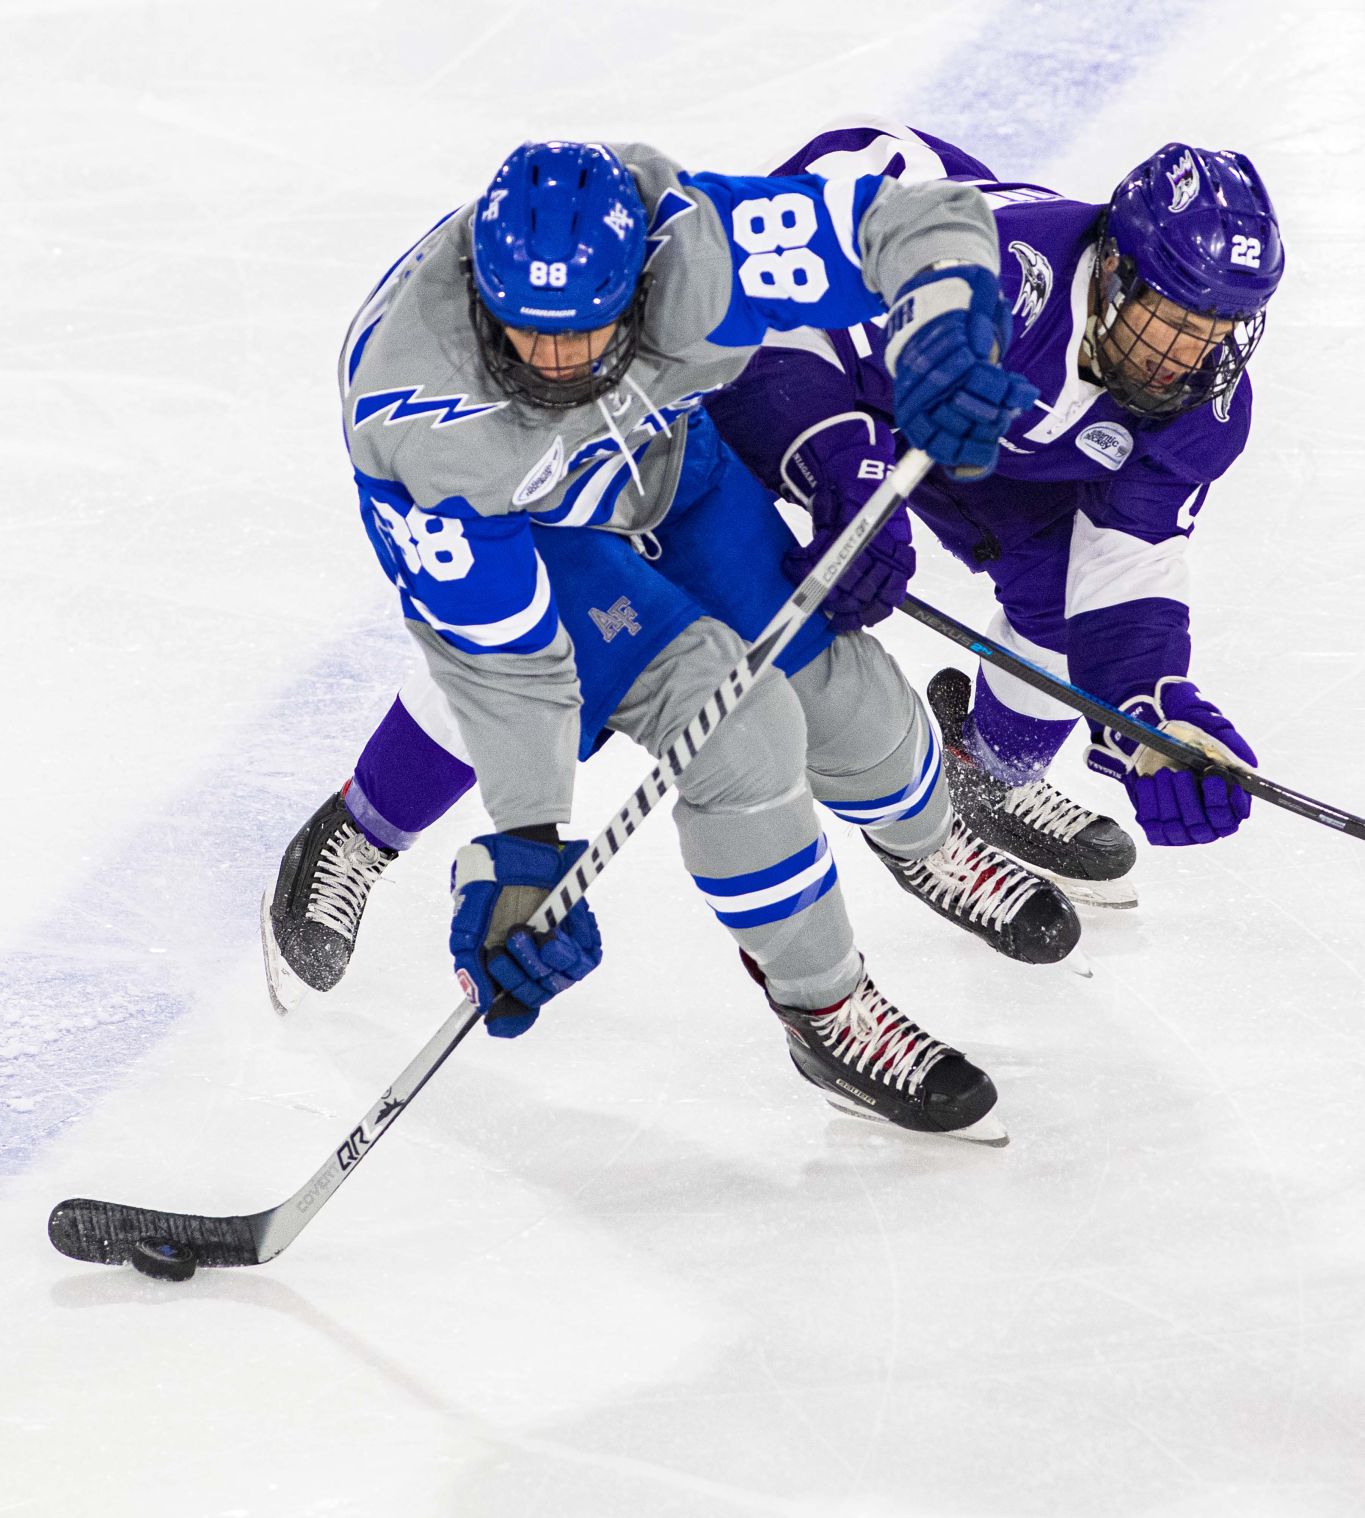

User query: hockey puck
[129,1237,198,1282]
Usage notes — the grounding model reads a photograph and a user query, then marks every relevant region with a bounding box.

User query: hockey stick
[48,448,936,1271]
[897,591,1365,842]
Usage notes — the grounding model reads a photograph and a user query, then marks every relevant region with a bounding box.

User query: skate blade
[824,1094,1010,1147]
[1062,947,1095,980]
[1039,869,1138,911]
[258,892,307,1016]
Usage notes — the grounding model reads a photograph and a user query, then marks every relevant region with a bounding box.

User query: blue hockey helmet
[468,141,649,406]
[1092,143,1284,419]
[471,140,646,330]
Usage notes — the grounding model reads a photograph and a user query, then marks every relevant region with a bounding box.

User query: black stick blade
[48,1198,262,1268]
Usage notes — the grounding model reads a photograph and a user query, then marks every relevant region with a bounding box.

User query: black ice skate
[927,666,1139,909]
[869,817,1081,964]
[743,955,1006,1145]
[260,790,396,1014]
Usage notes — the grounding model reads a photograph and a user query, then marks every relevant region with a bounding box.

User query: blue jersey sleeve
[354,468,558,656]
[683,171,888,346]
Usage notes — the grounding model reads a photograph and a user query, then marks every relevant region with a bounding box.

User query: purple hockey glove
[886,263,1038,477]
[450,833,602,1037]
[780,418,914,632]
[1086,678,1258,847]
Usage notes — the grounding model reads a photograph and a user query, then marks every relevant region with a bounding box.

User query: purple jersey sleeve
[705,343,899,516]
[1064,375,1254,703]
[767,120,996,184]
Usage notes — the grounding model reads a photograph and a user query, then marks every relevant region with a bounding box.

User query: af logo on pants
[590,596,641,641]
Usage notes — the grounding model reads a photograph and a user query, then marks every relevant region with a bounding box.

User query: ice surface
[3,1,1363,1514]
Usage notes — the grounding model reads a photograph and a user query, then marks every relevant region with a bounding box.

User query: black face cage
[1090,241,1264,421]
[465,263,651,410]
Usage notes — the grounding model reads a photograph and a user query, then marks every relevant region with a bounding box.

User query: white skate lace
[807,974,948,1095]
[306,827,390,941]
[1001,780,1097,842]
[898,818,1041,927]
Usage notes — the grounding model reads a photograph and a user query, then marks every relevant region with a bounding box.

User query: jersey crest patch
[354,386,507,430]
[513,436,566,506]
[1008,241,1053,333]
[1075,421,1134,471]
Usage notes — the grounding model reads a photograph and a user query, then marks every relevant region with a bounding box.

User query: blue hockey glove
[885,263,1038,476]
[450,833,602,1038]
[1086,678,1257,847]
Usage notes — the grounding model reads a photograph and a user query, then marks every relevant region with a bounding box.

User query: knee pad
[677,664,808,814]
[793,633,916,781]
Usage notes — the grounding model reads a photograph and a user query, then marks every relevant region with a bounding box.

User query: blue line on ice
[0,627,408,1174]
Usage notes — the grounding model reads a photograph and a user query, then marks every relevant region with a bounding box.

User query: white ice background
[2,1,1364,1514]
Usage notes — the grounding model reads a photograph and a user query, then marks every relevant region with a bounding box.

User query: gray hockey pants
[608,619,950,1010]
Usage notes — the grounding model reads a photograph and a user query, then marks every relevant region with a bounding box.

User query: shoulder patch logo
[1075,421,1134,471]
[354,386,506,430]
[1008,241,1053,333]
[513,436,566,507]
[1166,149,1200,213]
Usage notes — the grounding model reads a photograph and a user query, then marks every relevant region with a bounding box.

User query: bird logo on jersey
[1166,150,1200,213]
[1008,241,1053,333]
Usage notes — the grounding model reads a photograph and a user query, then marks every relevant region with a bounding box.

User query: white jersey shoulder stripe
[1021,246,1104,445]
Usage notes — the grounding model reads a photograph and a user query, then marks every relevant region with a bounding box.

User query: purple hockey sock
[345,697,476,852]
[966,672,1077,786]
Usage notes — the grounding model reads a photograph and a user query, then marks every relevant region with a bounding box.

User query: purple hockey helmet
[1092,143,1284,419]
[468,141,649,407]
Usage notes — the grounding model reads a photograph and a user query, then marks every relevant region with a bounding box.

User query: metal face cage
[467,263,651,410]
[1089,244,1263,422]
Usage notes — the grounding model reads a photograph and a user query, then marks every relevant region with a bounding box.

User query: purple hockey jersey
[709,119,1256,712]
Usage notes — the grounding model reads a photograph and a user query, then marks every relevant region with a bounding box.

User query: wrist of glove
[1085,678,1258,847]
[780,420,914,631]
[449,833,603,1038]
[886,263,1038,478]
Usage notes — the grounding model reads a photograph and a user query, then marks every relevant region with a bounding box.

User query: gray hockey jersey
[339,140,998,823]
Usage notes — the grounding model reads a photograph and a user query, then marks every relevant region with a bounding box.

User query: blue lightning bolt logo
[644,187,697,270]
[354,386,507,429]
